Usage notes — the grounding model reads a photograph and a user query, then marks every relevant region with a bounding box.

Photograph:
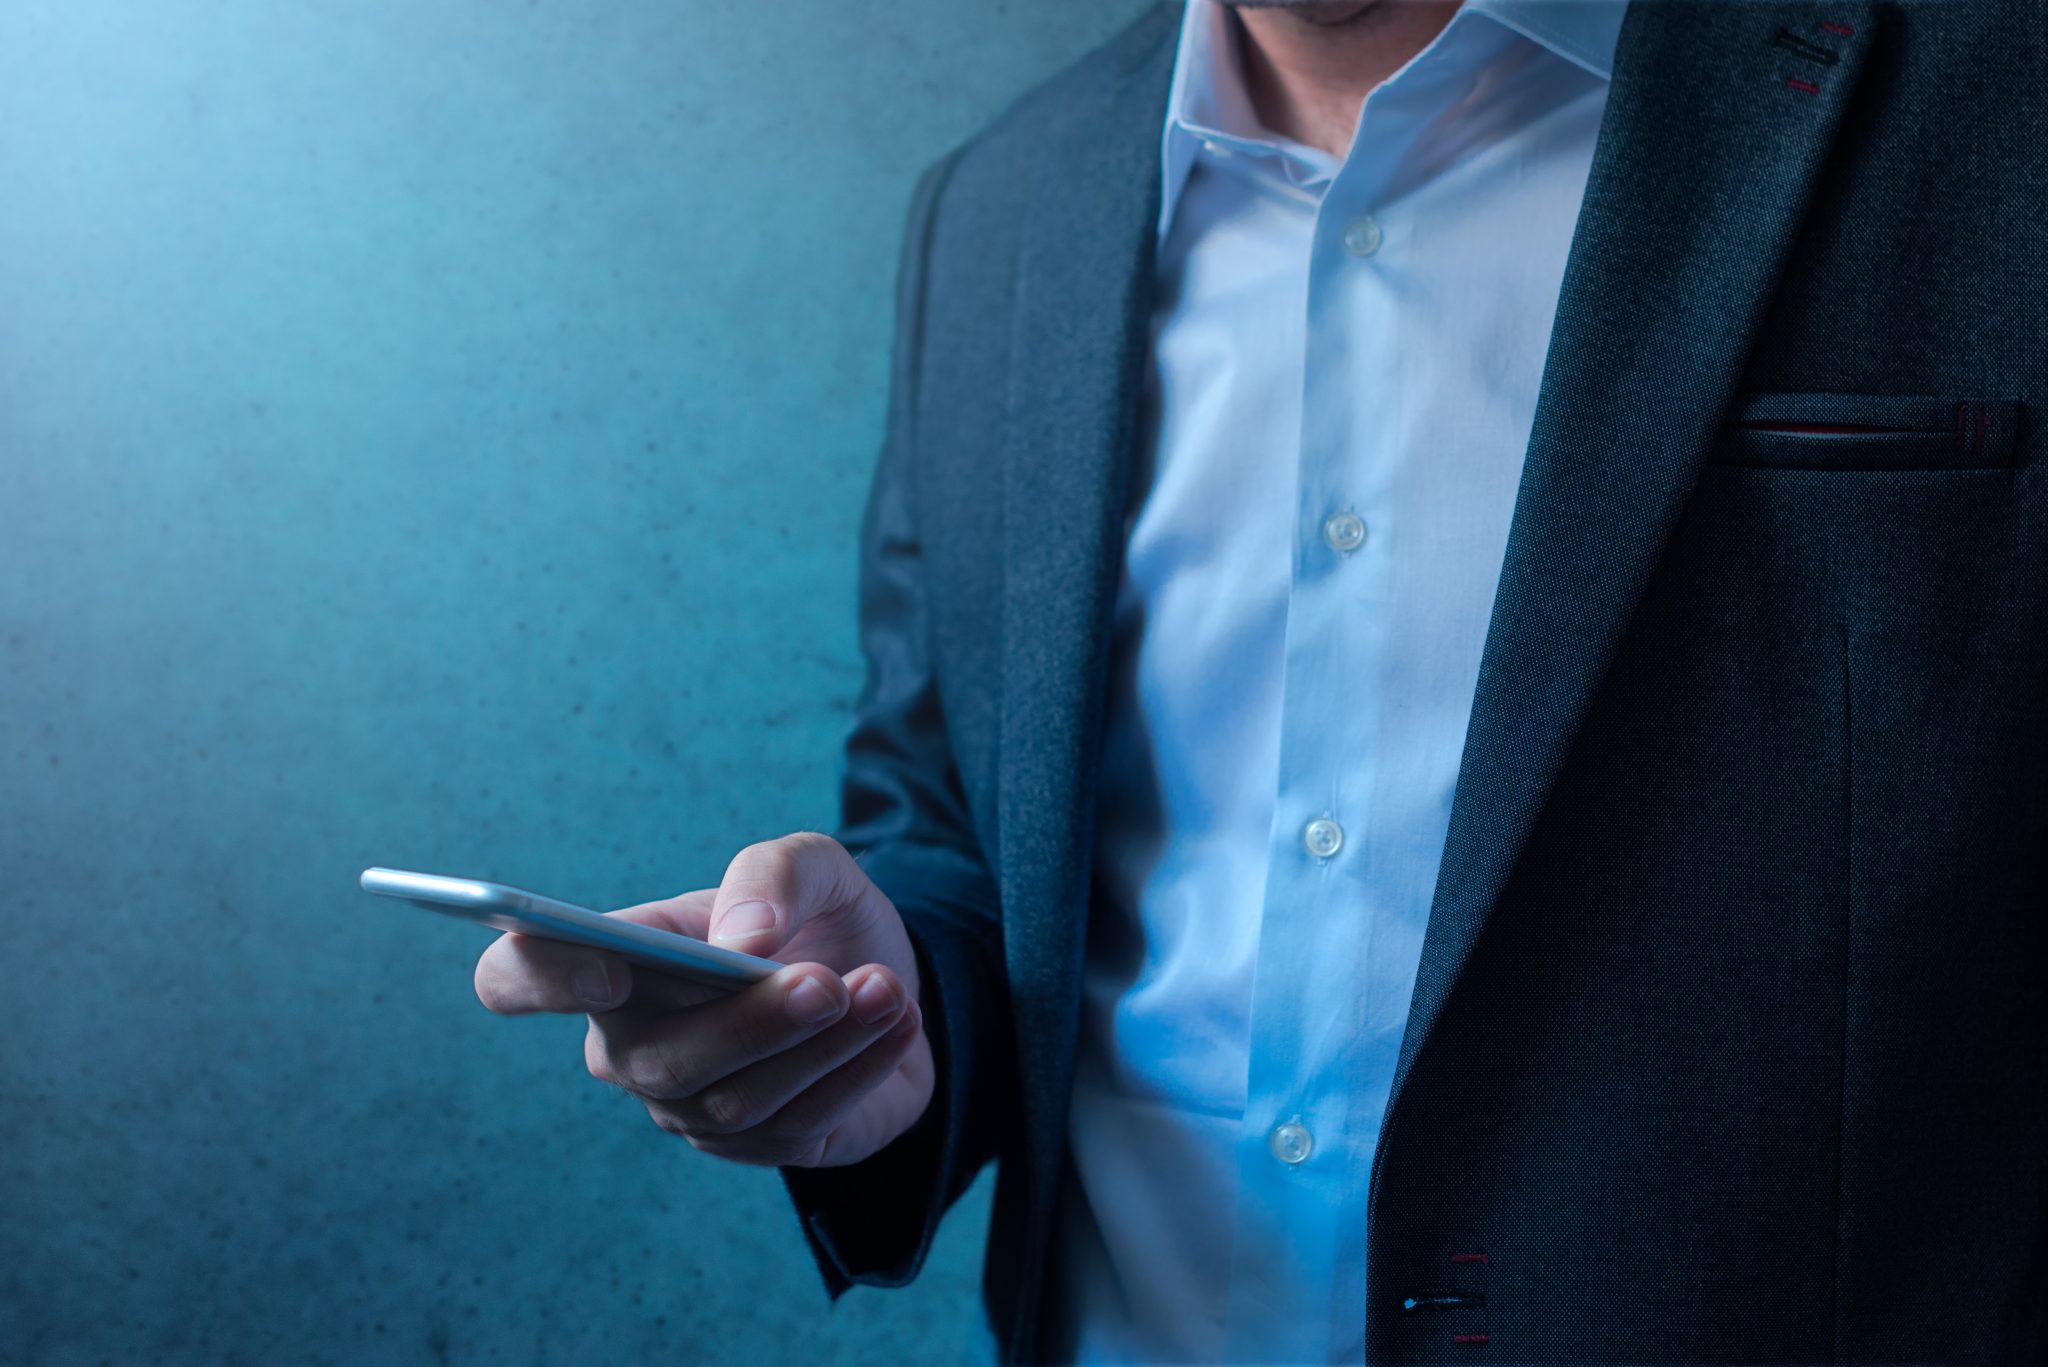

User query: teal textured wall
[0,2,1152,1363]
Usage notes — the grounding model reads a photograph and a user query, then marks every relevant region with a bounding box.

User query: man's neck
[1230,1,1463,158]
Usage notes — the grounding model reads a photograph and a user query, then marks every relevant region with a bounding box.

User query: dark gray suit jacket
[784,3,2048,1362]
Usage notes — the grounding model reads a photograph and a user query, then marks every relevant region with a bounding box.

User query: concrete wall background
[0,2,1153,1363]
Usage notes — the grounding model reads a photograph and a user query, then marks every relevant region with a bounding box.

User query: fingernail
[852,973,902,1026]
[786,974,839,1025]
[574,960,617,1009]
[711,899,776,945]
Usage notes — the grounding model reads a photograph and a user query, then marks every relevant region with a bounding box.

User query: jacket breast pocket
[1711,392,2022,471]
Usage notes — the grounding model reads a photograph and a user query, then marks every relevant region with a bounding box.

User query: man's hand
[473,831,931,1168]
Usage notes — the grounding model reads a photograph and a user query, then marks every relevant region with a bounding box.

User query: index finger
[607,889,716,940]
[473,889,729,1015]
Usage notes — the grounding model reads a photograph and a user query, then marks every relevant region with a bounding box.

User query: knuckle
[688,1083,758,1136]
[584,1027,613,1083]
[684,1131,792,1168]
[764,1128,831,1168]
[726,831,843,903]
[782,830,845,862]
[649,1106,690,1139]
[786,1134,833,1168]
[623,1047,687,1100]
[472,954,509,1012]
[727,837,802,891]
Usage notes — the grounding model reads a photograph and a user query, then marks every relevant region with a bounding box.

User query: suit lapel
[996,17,1176,1187]
[1383,4,1878,1122]
[987,0,1881,1295]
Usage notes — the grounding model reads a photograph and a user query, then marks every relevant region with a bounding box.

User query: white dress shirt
[1050,2,1624,1362]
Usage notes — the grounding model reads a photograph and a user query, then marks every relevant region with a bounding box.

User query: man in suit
[473,1,2047,1362]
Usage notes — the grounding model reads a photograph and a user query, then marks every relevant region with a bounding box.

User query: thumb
[706,831,866,957]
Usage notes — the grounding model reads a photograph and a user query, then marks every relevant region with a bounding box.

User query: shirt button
[1303,817,1343,859]
[1269,1119,1314,1165]
[1201,137,1234,159]
[1322,511,1366,553]
[1343,214,1382,257]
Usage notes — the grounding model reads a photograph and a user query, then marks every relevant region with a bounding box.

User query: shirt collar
[1157,0,1628,240]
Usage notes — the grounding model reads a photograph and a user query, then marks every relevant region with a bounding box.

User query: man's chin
[1223,1,1411,25]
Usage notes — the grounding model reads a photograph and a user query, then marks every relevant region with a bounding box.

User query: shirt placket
[1216,54,1480,1360]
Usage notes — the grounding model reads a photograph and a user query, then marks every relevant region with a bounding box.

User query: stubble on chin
[1223,1,1398,24]
[1225,0,1450,12]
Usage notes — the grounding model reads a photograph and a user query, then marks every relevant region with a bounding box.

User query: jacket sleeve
[778,146,1019,1295]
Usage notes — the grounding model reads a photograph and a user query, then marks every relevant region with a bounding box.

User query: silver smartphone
[360,866,778,991]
